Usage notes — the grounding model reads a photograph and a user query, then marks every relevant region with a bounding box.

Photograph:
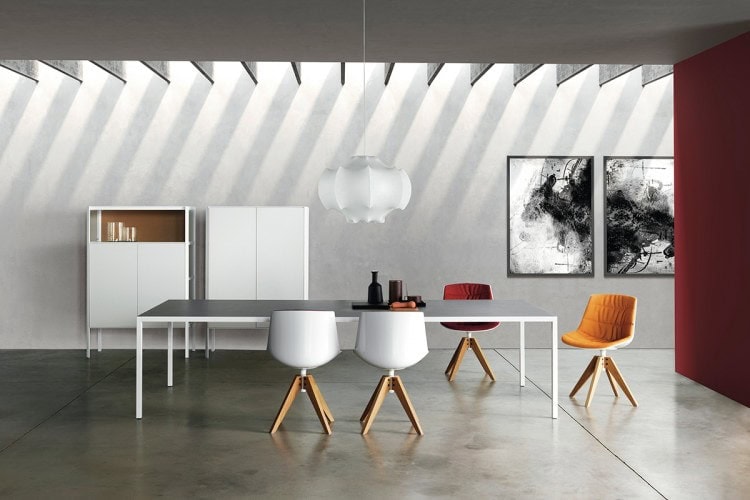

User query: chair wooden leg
[604,361,619,397]
[304,376,332,435]
[361,376,391,435]
[445,339,465,375]
[469,337,496,381]
[270,375,302,434]
[447,338,470,381]
[360,375,389,422]
[391,376,424,435]
[570,355,599,397]
[605,357,638,407]
[306,375,334,423]
[584,356,605,408]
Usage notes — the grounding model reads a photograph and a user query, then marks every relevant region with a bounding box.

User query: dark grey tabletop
[139,299,555,321]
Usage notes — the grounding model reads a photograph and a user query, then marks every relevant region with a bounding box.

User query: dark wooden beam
[384,63,395,85]
[40,60,82,82]
[599,64,640,86]
[513,64,542,85]
[470,63,494,86]
[427,63,444,86]
[191,61,214,84]
[90,61,126,83]
[141,61,170,83]
[241,61,258,84]
[291,62,301,84]
[642,65,673,86]
[557,64,592,85]
[0,60,38,82]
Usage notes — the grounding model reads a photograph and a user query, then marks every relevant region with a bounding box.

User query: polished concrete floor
[0,347,747,499]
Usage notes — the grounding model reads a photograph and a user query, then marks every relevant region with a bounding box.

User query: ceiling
[1,0,748,64]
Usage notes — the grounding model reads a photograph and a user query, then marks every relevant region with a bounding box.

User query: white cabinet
[206,207,257,299]
[88,243,138,328]
[205,206,308,349]
[206,206,309,301]
[86,207,195,357]
[256,207,309,299]
[137,244,187,314]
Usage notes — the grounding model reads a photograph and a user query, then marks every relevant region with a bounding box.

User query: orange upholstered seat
[562,294,638,408]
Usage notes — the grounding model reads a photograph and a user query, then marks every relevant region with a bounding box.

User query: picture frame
[604,156,674,276]
[507,156,594,276]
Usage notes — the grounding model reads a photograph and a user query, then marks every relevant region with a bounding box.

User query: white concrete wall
[0,61,673,350]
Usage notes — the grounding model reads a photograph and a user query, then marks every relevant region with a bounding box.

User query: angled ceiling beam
[427,63,444,86]
[191,61,214,84]
[642,65,674,86]
[290,62,301,84]
[384,63,395,85]
[513,64,542,85]
[470,63,494,86]
[557,64,592,85]
[599,64,640,86]
[241,61,258,84]
[0,60,38,82]
[90,61,126,83]
[141,61,170,83]
[340,62,345,85]
[40,60,82,82]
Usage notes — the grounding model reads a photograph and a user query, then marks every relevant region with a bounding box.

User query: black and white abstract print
[605,157,674,275]
[508,157,593,275]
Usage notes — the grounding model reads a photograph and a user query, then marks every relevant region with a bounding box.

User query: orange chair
[562,294,638,408]
[441,283,499,381]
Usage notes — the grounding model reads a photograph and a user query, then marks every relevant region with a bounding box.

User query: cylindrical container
[367,271,383,305]
[388,280,402,304]
[106,222,116,242]
[129,227,137,242]
[117,222,124,242]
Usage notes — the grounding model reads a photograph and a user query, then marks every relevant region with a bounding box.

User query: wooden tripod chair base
[270,374,334,434]
[570,355,638,408]
[445,336,496,381]
[360,375,424,436]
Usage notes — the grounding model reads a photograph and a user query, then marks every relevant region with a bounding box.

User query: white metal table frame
[136,299,558,420]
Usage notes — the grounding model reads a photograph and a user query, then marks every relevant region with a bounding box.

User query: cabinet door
[137,243,186,314]
[206,206,257,299]
[257,207,308,299]
[89,243,138,328]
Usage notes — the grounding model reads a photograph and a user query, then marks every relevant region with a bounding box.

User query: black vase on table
[367,271,383,305]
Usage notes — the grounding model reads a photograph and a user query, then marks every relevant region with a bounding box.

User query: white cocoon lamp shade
[318,155,412,223]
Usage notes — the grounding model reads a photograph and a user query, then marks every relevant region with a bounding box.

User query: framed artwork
[605,157,674,275]
[507,156,594,276]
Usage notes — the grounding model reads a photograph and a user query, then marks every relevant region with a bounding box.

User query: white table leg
[205,328,211,359]
[167,322,173,387]
[97,328,102,352]
[519,322,526,387]
[136,319,143,419]
[184,321,189,359]
[86,327,91,359]
[552,317,558,419]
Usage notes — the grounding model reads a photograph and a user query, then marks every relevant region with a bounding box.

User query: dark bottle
[367,271,383,304]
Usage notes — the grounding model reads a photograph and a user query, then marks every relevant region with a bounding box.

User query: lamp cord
[362,0,366,156]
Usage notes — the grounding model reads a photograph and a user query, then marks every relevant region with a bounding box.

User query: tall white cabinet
[205,206,309,350]
[87,206,195,357]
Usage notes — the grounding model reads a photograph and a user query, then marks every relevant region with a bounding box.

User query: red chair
[441,283,499,381]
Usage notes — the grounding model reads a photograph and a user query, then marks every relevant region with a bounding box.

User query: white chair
[267,310,341,434]
[355,311,428,435]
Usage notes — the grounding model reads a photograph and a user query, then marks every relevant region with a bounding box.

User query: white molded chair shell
[355,311,428,370]
[267,310,340,370]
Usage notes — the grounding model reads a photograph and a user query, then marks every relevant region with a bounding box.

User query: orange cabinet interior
[99,210,186,242]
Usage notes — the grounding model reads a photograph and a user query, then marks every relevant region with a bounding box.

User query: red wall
[674,32,750,407]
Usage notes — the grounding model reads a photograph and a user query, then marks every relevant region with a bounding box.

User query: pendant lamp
[317,0,411,223]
